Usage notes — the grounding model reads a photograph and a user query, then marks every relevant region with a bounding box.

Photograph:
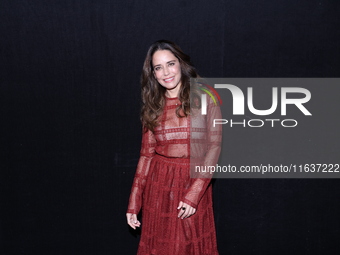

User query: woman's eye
[169,62,175,66]
[155,67,161,71]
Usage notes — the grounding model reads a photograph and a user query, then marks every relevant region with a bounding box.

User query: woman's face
[152,50,182,97]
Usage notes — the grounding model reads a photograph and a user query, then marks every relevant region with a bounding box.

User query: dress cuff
[126,208,139,214]
[182,198,197,209]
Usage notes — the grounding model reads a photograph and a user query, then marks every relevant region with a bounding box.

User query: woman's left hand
[177,201,196,219]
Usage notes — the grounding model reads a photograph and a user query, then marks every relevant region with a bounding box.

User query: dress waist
[153,153,203,165]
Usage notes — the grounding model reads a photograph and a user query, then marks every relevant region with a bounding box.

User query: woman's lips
[164,77,174,83]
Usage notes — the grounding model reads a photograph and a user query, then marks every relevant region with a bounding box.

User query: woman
[126,40,222,255]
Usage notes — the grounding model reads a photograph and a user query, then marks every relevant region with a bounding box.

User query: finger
[186,207,193,218]
[184,206,196,219]
[181,209,189,219]
[178,207,185,218]
[177,202,187,218]
[181,205,190,219]
[182,209,189,219]
[131,214,137,224]
[190,207,196,217]
[127,214,140,229]
[131,214,141,227]
[128,219,136,229]
[177,201,185,218]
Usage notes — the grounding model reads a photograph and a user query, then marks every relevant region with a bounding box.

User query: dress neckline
[165,96,178,100]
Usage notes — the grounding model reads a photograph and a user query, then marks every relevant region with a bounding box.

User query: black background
[1,0,339,254]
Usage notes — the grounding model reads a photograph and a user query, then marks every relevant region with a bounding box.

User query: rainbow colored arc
[198,83,223,106]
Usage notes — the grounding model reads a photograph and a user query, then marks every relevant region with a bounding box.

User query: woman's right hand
[126,213,141,230]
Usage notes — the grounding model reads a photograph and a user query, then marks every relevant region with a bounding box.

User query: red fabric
[127,96,222,255]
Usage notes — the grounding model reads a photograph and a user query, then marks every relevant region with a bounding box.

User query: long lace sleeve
[127,128,156,214]
[182,98,222,208]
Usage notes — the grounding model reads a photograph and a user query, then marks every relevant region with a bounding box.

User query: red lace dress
[127,96,222,255]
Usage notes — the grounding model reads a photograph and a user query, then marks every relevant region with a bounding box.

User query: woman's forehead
[152,50,177,65]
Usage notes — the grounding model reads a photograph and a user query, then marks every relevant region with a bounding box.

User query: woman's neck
[165,85,181,98]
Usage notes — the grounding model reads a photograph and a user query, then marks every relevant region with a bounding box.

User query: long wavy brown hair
[141,40,198,131]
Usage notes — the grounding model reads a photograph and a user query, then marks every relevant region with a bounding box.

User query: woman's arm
[126,128,156,214]
[182,97,222,209]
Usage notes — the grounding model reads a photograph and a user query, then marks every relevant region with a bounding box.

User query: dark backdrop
[1,0,339,254]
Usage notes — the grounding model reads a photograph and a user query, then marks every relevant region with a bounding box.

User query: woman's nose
[163,66,170,76]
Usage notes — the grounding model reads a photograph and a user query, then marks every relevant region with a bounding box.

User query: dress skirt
[137,154,219,255]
